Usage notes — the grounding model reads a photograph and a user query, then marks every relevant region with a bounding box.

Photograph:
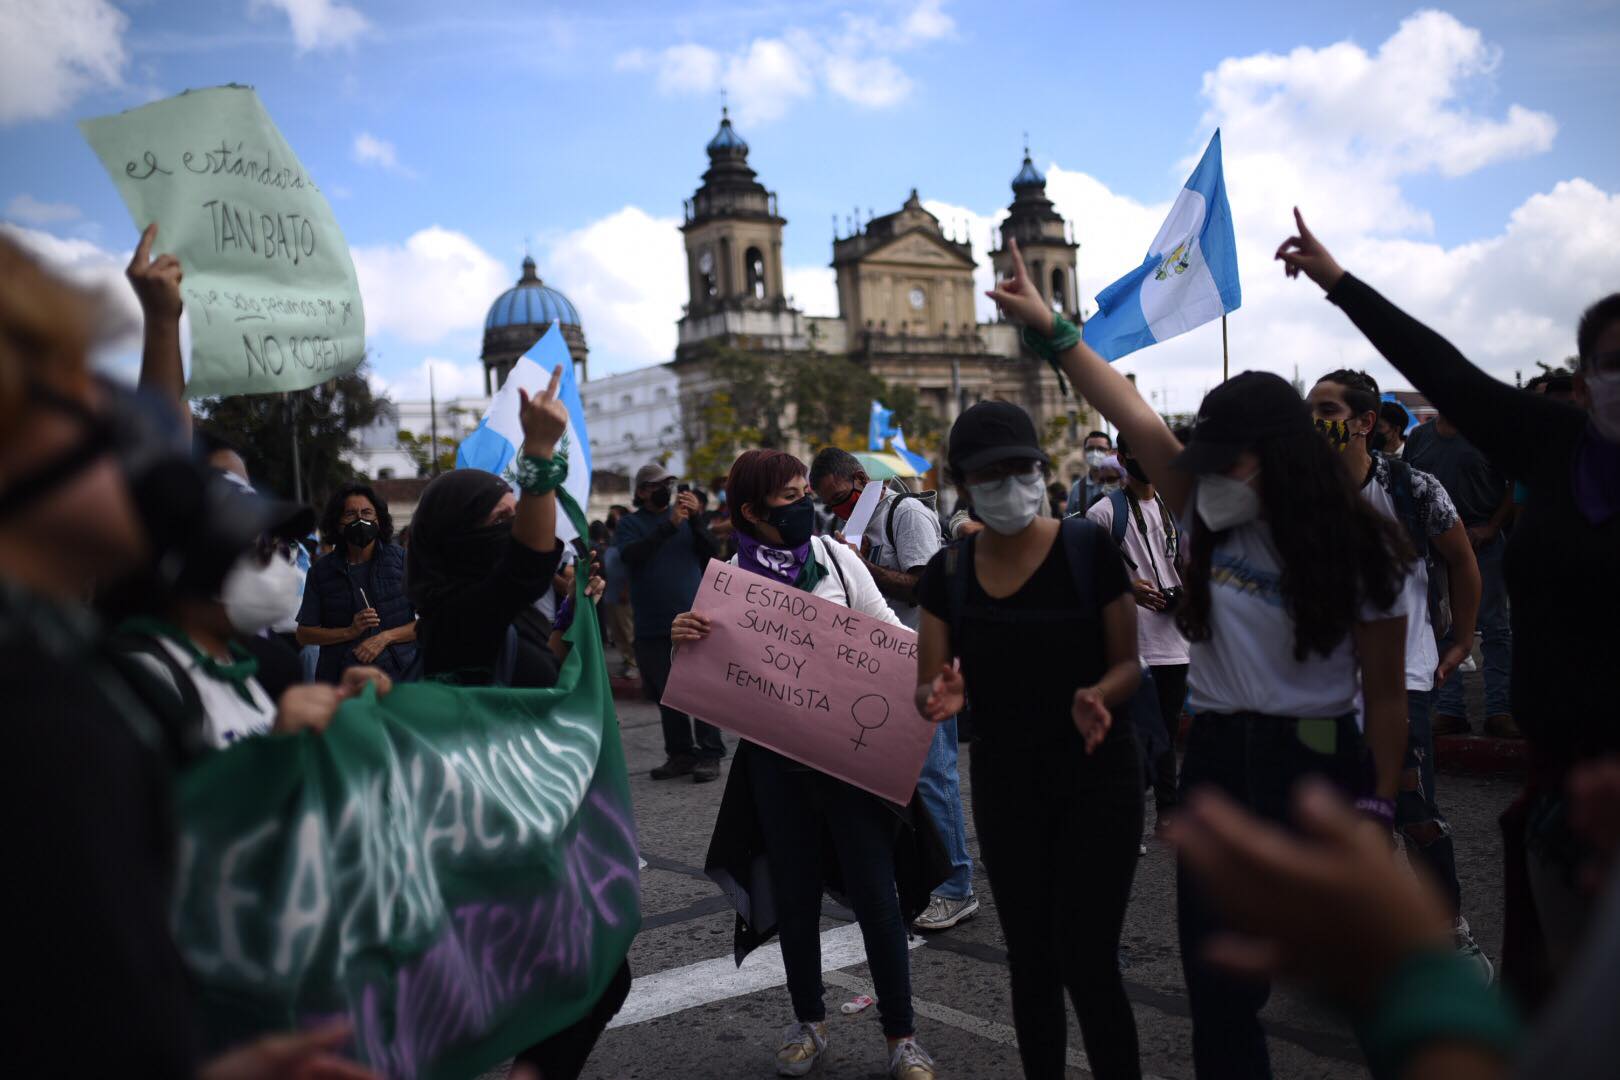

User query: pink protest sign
[661,559,934,805]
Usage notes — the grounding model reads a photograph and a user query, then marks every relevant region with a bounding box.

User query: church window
[908,286,926,311]
[1051,268,1067,313]
[699,248,717,298]
[746,247,766,300]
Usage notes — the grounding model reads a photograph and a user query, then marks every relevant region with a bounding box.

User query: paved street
[567,699,1517,1080]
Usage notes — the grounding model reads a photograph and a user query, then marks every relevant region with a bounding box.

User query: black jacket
[703,739,950,966]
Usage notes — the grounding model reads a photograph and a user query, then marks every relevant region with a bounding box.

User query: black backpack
[1384,456,1452,638]
[939,515,1102,654]
[883,490,948,553]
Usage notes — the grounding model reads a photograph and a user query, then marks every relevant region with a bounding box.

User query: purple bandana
[735,531,811,586]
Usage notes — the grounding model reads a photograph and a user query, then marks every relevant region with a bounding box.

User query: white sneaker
[913,893,978,931]
[1454,916,1495,984]
[775,1021,828,1076]
[889,1037,938,1079]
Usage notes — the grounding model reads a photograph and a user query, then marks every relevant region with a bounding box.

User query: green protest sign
[171,490,640,1079]
[80,86,365,398]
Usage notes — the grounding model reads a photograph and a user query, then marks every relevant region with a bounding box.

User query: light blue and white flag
[456,322,593,541]
[869,400,899,451]
[889,428,932,475]
[1081,130,1240,362]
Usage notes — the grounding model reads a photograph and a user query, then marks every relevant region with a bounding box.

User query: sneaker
[1431,713,1471,738]
[775,1021,828,1077]
[913,893,978,931]
[649,754,696,780]
[888,1038,937,1080]
[692,758,721,783]
[1454,917,1495,984]
[1485,713,1523,739]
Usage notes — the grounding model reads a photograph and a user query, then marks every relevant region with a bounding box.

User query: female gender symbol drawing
[849,694,889,750]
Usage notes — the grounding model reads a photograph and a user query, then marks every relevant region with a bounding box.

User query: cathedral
[669,107,1094,473]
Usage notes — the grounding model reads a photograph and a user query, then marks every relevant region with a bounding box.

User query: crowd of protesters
[4,197,1618,1080]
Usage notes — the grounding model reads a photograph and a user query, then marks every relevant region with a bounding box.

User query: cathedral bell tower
[990,144,1080,321]
[680,107,787,320]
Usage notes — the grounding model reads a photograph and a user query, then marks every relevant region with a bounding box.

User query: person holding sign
[674,448,944,1080]
[990,236,1411,1080]
[914,400,1147,1080]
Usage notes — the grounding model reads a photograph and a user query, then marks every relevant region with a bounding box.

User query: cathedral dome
[706,107,748,155]
[484,255,580,330]
[1012,152,1045,189]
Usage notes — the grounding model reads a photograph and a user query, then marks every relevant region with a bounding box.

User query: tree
[195,363,383,508]
[397,428,459,477]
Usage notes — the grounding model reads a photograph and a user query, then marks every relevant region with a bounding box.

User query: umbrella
[853,452,921,479]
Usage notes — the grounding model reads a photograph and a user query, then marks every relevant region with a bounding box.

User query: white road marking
[608,922,924,1029]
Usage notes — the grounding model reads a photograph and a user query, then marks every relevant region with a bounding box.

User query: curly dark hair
[1175,423,1411,662]
[320,483,393,546]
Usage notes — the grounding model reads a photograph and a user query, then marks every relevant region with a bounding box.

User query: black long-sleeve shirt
[418,538,565,687]
[1328,273,1620,779]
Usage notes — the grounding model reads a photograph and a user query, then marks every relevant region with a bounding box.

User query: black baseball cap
[1171,370,1314,475]
[947,400,1050,474]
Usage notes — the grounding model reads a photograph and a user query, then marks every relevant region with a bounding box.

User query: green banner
[171,491,640,1078]
[80,86,365,398]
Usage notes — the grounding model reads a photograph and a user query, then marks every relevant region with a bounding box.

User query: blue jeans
[915,717,974,900]
[1437,533,1512,719]
[1177,712,1368,1079]
[1396,689,1461,914]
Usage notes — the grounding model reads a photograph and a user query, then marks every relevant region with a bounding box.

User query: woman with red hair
[675,448,945,1080]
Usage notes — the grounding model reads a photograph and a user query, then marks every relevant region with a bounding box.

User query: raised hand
[671,490,700,524]
[1071,686,1112,752]
[1274,207,1346,293]
[919,662,965,722]
[518,363,569,457]
[984,237,1056,337]
[127,223,184,320]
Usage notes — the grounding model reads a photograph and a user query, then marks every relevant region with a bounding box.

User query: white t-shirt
[1185,520,1411,720]
[1086,490,1190,666]
[1357,455,1459,690]
[132,638,277,748]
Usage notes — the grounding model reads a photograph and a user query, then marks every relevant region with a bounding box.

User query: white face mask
[967,471,1046,535]
[1195,473,1262,532]
[1084,448,1108,469]
[220,549,305,633]
[1586,371,1620,442]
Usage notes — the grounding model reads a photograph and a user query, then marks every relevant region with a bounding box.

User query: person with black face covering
[617,460,724,782]
[296,483,417,683]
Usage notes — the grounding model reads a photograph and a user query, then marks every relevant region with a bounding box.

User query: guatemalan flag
[1081,130,1241,362]
[456,322,593,541]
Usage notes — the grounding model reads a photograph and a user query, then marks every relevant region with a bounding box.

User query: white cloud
[0,0,126,125]
[538,206,686,377]
[368,357,488,403]
[251,0,368,53]
[619,2,953,123]
[351,132,413,176]
[351,226,510,345]
[785,264,837,317]
[4,194,82,225]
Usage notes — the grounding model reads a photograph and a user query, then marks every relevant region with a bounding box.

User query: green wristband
[1354,949,1521,1080]
[1020,313,1081,396]
[515,452,568,496]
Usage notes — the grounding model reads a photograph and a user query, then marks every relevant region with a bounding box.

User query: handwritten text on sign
[80,86,365,398]
[661,559,933,804]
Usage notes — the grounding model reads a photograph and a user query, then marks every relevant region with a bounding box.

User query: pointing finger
[1007,236,1030,283]
[545,363,563,400]
[131,222,156,269]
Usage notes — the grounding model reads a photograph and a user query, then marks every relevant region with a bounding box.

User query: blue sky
[3,0,1618,411]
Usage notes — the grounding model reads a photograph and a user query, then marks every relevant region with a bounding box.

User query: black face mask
[644,484,672,511]
[766,495,816,548]
[445,520,512,577]
[343,518,379,549]
[1123,455,1149,483]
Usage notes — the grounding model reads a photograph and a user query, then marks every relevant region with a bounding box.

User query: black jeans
[749,746,914,1038]
[635,635,725,760]
[1176,712,1367,1080]
[1149,663,1189,811]
[973,729,1144,1079]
